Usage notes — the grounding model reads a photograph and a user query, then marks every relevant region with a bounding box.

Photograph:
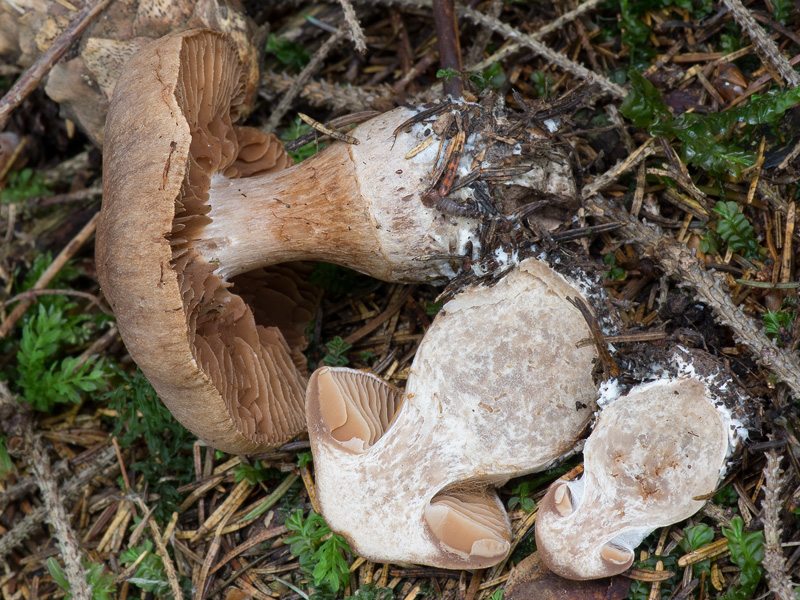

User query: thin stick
[721,0,800,87]
[135,497,184,600]
[0,0,112,130]
[0,444,117,561]
[433,0,463,98]
[28,423,91,600]
[0,211,99,338]
[761,451,797,600]
[581,138,656,200]
[587,196,800,396]
[337,0,367,53]
[462,5,625,99]
[2,288,113,316]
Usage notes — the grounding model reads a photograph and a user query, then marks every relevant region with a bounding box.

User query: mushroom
[96,29,578,453]
[535,376,733,580]
[306,258,598,568]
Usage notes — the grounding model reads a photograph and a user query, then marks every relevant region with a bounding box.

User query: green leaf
[285,509,352,596]
[323,336,353,367]
[0,436,15,482]
[719,516,764,600]
[764,310,793,338]
[620,71,672,128]
[266,34,310,71]
[47,557,70,592]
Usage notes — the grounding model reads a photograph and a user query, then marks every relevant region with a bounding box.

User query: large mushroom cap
[97,29,314,453]
[535,377,730,580]
[306,258,599,568]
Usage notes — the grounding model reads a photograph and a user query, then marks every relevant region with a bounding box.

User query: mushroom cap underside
[535,377,730,580]
[96,29,316,454]
[306,258,599,568]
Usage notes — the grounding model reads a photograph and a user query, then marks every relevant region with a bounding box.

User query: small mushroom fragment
[306,258,598,568]
[535,377,731,580]
[1,0,260,145]
[97,29,578,454]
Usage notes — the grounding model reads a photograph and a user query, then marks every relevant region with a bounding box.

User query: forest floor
[0,0,799,599]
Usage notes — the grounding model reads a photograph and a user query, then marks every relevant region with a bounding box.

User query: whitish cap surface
[96,29,316,454]
[307,258,599,568]
[536,377,729,580]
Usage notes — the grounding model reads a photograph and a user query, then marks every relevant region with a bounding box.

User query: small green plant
[711,201,761,258]
[323,336,353,367]
[719,516,764,600]
[281,117,321,163]
[233,460,281,485]
[620,70,800,177]
[47,557,116,600]
[713,484,740,507]
[120,540,170,596]
[424,301,443,317]
[487,590,504,600]
[764,310,793,340]
[679,523,714,576]
[105,368,194,519]
[359,350,376,364]
[345,583,395,600]
[12,303,108,411]
[0,436,16,482]
[603,252,627,280]
[436,63,506,91]
[285,509,352,594]
[507,481,536,512]
[2,168,52,203]
[770,0,791,24]
[530,71,554,98]
[266,34,310,71]
[699,229,720,255]
[297,450,314,468]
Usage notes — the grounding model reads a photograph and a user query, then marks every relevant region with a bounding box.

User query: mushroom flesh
[306,258,598,568]
[535,375,734,580]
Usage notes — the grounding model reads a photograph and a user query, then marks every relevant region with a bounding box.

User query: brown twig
[0,211,99,338]
[3,288,114,316]
[337,0,367,53]
[0,440,116,561]
[0,0,112,130]
[461,5,626,99]
[433,0,463,98]
[720,0,800,87]
[27,421,92,600]
[761,450,797,600]
[587,195,800,396]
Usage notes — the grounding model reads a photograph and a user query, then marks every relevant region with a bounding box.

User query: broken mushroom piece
[535,377,731,580]
[306,258,599,568]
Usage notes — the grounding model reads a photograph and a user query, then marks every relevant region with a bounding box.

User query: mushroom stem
[201,109,475,282]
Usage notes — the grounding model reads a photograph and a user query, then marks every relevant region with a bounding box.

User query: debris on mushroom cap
[306,258,599,569]
[535,376,732,580]
[1,0,260,145]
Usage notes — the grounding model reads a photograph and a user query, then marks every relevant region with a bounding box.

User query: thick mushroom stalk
[306,259,598,568]
[96,29,578,454]
[535,377,731,580]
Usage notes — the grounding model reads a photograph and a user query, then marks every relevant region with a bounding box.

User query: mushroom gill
[170,33,315,444]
